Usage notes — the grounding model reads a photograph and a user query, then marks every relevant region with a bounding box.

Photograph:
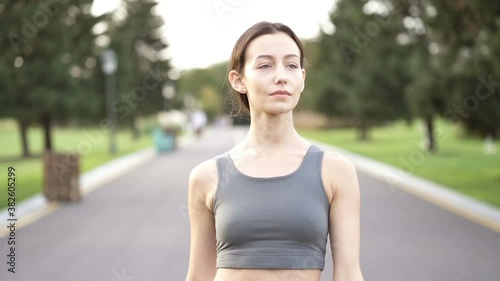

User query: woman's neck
[241,111,304,154]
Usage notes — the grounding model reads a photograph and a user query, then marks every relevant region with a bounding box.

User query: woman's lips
[270,90,291,96]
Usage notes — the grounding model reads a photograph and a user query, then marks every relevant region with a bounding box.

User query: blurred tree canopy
[1,0,499,157]
[312,0,411,140]
[422,0,500,140]
[0,0,103,155]
[393,0,500,152]
[308,0,500,150]
[177,62,232,122]
[0,0,172,157]
[104,0,171,138]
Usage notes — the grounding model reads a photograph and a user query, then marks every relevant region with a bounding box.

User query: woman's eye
[258,64,271,69]
[287,63,299,69]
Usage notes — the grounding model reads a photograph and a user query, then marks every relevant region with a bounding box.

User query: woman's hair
[228,21,305,117]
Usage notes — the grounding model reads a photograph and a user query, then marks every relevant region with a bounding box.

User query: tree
[0,1,36,157]
[390,0,448,153]
[199,85,223,121]
[0,0,104,155]
[105,0,172,139]
[383,0,500,152]
[297,39,323,112]
[313,0,410,140]
[427,0,500,141]
[177,62,230,120]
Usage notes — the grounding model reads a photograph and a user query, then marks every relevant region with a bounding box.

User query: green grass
[0,119,155,210]
[300,120,500,208]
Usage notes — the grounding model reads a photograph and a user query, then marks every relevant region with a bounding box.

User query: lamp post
[101,48,118,154]
[162,83,176,111]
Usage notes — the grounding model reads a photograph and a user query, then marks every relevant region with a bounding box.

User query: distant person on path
[190,109,207,138]
[185,22,364,281]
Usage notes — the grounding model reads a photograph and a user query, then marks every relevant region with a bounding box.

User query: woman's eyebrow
[255,54,300,60]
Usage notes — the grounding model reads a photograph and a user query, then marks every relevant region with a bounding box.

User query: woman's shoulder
[189,146,237,180]
[189,158,218,191]
[190,157,217,180]
[321,150,358,191]
[322,150,355,169]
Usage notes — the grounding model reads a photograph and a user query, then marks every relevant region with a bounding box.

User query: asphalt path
[0,126,499,281]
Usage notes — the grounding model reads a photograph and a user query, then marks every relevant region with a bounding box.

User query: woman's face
[238,32,306,115]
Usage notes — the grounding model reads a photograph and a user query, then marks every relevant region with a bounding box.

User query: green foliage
[308,0,500,145]
[400,0,500,138]
[0,0,105,154]
[199,86,223,121]
[0,0,103,122]
[177,62,230,118]
[0,0,173,155]
[104,0,172,126]
[312,0,411,139]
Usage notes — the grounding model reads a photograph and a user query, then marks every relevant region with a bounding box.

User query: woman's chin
[250,100,299,116]
[264,104,296,115]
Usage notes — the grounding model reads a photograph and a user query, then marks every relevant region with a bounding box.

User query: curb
[309,140,500,233]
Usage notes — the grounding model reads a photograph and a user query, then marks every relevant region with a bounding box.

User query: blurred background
[0,1,500,280]
[1,0,498,210]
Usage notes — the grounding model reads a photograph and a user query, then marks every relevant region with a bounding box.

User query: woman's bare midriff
[213,268,322,281]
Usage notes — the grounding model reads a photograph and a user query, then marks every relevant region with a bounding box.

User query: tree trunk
[40,113,53,152]
[17,119,31,158]
[131,115,140,139]
[492,128,498,141]
[425,116,437,153]
[357,119,369,141]
[483,129,497,155]
[493,129,498,154]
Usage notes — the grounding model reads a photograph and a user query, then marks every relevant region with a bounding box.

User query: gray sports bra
[213,144,330,270]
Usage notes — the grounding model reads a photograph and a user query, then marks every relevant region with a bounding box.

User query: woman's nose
[273,65,287,84]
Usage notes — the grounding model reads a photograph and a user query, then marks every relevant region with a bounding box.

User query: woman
[185,21,364,281]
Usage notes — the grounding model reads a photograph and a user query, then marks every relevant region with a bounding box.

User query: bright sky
[92,0,337,71]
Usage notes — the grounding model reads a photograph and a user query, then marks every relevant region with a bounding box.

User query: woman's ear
[228,70,247,94]
[301,68,306,92]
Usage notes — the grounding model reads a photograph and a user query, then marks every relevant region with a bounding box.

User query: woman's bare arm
[185,160,218,281]
[324,152,364,281]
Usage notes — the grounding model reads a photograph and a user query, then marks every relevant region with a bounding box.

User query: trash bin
[153,128,176,152]
[43,152,81,202]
